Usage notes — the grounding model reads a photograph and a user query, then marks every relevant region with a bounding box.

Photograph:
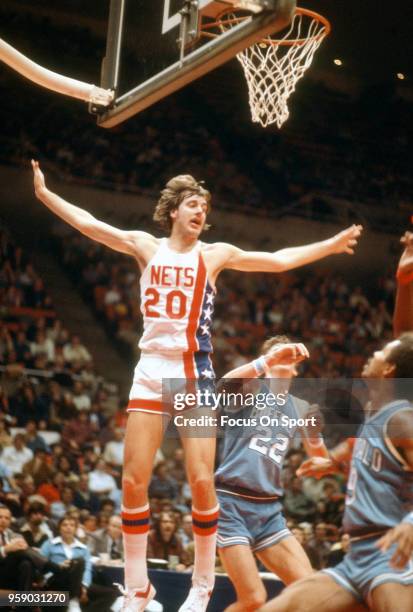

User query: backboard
[97,0,296,127]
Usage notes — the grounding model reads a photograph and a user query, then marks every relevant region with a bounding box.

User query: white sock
[191,504,219,589]
[122,503,150,590]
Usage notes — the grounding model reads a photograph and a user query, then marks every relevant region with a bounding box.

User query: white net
[222,11,329,128]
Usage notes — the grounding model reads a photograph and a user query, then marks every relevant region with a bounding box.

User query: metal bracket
[177,0,200,62]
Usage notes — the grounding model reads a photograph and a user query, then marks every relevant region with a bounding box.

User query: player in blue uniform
[259,333,413,612]
[215,336,329,610]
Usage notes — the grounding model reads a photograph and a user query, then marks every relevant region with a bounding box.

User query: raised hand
[296,456,334,479]
[397,231,413,284]
[31,159,46,195]
[331,225,363,255]
[264,343,309,368]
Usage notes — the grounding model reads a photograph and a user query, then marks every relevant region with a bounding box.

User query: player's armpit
[386,409,413,469]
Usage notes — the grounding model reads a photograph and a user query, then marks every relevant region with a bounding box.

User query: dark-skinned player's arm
[296,437,356,478]
[376,408,413,569]
[393,231,413,337]
[299,405,330,460]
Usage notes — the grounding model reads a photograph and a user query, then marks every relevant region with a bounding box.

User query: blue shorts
[323,536,413,605]
[217,491,291,552]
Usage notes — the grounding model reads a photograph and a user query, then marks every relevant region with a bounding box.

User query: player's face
[361,339,400,378]
[171,195,208,236]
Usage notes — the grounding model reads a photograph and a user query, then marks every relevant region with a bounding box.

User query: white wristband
[252,356,266,376]
[402,511,413,526]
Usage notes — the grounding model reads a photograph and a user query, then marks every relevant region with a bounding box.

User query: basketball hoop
[200,7,330,128]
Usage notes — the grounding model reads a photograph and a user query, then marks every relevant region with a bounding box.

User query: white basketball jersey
[139,238,215,356]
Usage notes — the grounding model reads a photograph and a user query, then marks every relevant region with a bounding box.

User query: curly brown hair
[153,175,211,232]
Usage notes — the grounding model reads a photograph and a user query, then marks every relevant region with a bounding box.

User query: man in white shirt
[63,335,92,365]
[0,434,33,476]
[103,429,124,473]
[88,459,118,498]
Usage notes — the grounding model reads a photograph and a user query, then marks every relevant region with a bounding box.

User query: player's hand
[264,343,309,368]
[397,231,413,284]
[376,523,413,569]
[296,456,334,479]
[331,225,363,255]
[31,159,46,195]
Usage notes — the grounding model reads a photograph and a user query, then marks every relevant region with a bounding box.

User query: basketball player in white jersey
[31,160,362,612]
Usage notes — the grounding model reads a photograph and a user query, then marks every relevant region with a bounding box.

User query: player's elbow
[270,256,288,272]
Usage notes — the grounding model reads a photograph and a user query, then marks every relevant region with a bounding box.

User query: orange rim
[200,7,331,47]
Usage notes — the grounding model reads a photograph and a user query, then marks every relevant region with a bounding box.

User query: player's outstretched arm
[218,225,362,273]
[299,404,330,459]
[31,160,155,258]
[377,408,413,568]
[296,437,355,478]
[222,343,309,379]
[394,231,413,336]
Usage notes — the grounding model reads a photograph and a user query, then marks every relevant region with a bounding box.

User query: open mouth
[190,219,202,229]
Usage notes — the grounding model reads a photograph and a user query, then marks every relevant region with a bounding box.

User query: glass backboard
[97,0,296,127]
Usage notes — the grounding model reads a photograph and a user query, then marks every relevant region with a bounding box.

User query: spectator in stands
[88,459,118,500]
[13,330,32,365]
[148,461,179,501]
[62,410,94,456]
[50,486,77,520]
[0,460,13,493]
[166,447,186,484]
[22,447,54,487]
[283,477,317,523]
[63,334,92,366]
[0,504,36,593]
[282,449,306,487]
[0,415,12,450]
[317,481,345,527]
[305,522,333,570]
[24,419,50,454]
[72,473,100,514]
[103,428,124,476]
[40,515,90,612]
[9,382,46,426]
[147,511,189,570]
[30,330,55,363]
[37,471,65,506]
[55,456,79,483]
[19,501,54,548]
[87,514,124,561]
[0,433,33,476]
[72,381,92,412]
[178,513,194,549]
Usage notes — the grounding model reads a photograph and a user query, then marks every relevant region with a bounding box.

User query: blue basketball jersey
[215,388,309,498]
[343,400,413,536]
